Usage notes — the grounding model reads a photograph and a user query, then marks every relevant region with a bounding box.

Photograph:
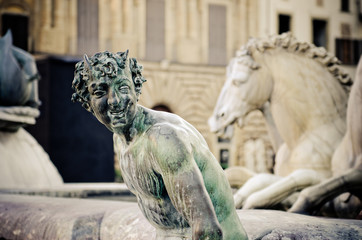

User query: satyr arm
[150,124,222,240]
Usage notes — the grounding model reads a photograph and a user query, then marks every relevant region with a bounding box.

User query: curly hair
[71,50,146,112]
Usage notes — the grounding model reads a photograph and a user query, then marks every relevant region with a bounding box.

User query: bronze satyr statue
[71,50,248,240]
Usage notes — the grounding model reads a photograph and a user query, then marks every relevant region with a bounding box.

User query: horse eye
[232,79,243,86]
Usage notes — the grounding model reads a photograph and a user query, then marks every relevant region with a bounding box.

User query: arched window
[152,104,172,113]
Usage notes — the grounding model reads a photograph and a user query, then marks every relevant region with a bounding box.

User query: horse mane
[237,32,353,89]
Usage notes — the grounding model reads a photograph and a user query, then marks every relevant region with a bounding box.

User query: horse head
[209,50,272,138]
[0,30,40,107]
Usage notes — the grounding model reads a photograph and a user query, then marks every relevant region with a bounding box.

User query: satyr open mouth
[111,111,125,117]
[109,109,126,126]
[110,110,125,116]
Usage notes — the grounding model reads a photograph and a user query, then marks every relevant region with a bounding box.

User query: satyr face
[88,59,138,134]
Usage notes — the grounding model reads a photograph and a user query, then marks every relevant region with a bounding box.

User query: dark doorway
[1,13,29,51]
[26,56,115,183]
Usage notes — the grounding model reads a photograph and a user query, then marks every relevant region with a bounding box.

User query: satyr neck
[121,105,151,144]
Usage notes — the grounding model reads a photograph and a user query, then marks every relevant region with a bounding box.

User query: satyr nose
[107,88,120,107]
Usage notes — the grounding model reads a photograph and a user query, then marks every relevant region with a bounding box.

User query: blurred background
[1,0,361,183]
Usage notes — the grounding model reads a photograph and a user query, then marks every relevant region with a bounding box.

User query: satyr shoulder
[147,122,194,174]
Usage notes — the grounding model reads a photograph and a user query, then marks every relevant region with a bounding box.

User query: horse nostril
[219,113,225,118]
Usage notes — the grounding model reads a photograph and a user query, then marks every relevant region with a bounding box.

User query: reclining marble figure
[71,50,248,240]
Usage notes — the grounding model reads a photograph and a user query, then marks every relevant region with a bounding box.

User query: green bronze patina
[0,30,41,131]
[72,50,248,240]
[0,30,40,108]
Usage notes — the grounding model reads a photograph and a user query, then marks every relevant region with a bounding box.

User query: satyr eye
[94,90,106,98]
[119,85,130,93]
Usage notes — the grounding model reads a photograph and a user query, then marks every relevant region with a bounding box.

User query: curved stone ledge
[0,194,361,240]
[0,183,135,200]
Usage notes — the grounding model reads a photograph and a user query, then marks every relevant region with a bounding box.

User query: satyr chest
[118,144,165,198]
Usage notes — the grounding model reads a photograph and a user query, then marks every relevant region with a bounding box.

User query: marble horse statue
[0,30,63,188]
[209,32,353,212]
[289,56,362,218]
[72,50,248,239]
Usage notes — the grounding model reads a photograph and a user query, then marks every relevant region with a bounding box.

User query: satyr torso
[112,106,208,231]
[114,132,190,230]
[112,107,247,240]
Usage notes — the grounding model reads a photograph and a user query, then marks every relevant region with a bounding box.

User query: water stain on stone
[71,213,104,240]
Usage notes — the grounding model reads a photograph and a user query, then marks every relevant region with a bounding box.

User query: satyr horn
[124,49,130,69]
[83,54,92,71]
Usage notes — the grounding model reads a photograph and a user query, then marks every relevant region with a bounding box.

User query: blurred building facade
[1,0,361,174]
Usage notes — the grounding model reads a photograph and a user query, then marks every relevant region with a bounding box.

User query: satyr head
[209,50,266,138]
[71,50,146,134]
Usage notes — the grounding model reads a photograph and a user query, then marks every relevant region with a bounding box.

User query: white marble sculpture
[209,32,353,211]
[289,56,362,218]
